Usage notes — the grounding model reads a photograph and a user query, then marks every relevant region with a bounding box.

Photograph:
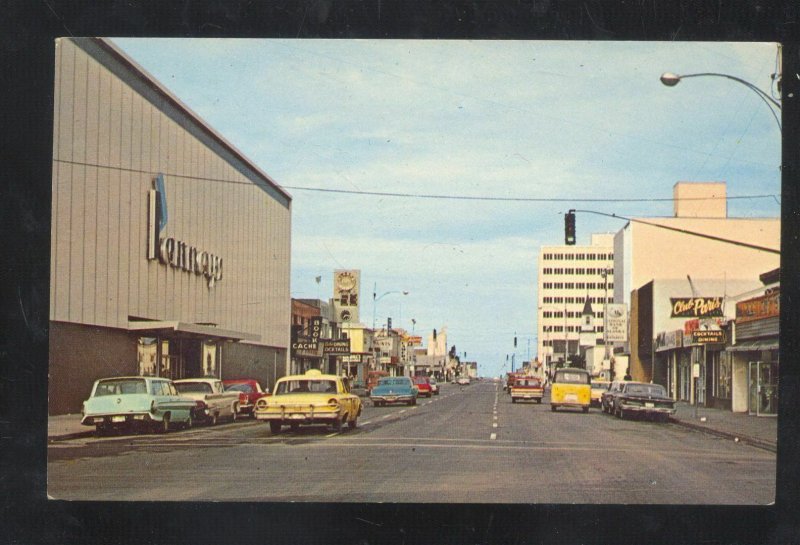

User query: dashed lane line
[490,433,497,440]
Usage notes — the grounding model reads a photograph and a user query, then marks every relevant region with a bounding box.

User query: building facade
[537,233,615,374]
[49,38,291,414]
[616,182,780,388]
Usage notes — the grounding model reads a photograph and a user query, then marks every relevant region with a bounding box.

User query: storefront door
[749,361,778,416]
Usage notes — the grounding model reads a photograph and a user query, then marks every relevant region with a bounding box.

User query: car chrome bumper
[81,413,155,426]
[618,404,676,414]
[371,396,414,403]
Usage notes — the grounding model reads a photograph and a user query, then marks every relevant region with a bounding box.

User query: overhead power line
[282,185,779,204]
[573,209,780,254]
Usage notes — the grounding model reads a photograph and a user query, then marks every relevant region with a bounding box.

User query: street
[47,381,775,503]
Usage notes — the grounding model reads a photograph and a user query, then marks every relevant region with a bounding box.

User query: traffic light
[565,210,576,245]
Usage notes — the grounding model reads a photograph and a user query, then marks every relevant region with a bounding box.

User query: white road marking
[493,415,498,420]
[399,410,407,414]
[382,414,392,419]
[492,423,498,428]
[490,433,497,440]
[325,432,339,438]
[362,421,372,426]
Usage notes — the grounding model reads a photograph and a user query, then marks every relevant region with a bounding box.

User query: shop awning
[727,339,779,352]
[127,320,261,342]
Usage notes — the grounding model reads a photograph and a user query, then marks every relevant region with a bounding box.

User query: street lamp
[659,71,781,132]
[600,267,612,380]
[371,285,408,372]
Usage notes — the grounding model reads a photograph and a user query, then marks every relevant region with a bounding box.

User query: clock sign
[337,272,357,291]
[340,309,352,322]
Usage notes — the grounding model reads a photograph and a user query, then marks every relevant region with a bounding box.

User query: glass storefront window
[137,337,157,376]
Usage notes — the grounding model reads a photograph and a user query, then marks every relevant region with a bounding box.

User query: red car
[413,376,433,398]
[223,379,270,418]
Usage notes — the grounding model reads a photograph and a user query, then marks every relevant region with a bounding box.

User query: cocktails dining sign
[147,174,223,288]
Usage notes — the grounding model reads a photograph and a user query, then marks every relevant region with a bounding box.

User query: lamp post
[659,71,781,132]
[371,285,408,372]
[600,267,611,380]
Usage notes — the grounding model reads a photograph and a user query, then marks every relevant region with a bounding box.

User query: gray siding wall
[51,38,290,348]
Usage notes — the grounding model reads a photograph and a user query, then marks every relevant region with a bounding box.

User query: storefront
[728,289,780,416]
[49,38,291,414]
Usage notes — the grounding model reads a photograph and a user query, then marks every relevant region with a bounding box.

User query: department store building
[49,38,291,414]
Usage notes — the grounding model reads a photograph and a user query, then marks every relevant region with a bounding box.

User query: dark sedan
[611,382,676,422]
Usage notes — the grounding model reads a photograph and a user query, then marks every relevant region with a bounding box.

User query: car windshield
[518,379,540,386]
[413,378,428,384]
[378,378,409,386]
[94,378,147,396]
[225,383,255,393]
[276,379,338,394]
[174,382,213,394]
[592,381,610,389]
[554,371,589,385]
[625,384,666,396]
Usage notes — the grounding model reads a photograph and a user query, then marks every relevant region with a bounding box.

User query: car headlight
[255,398,269,410]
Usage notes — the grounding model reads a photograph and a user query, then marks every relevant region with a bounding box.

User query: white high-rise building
[537,233,615,372]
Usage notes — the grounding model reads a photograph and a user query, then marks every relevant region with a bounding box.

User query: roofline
[90,38,292,204]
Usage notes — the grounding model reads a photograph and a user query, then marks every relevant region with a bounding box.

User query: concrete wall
[222,343,286,394]
[49,321,138,415]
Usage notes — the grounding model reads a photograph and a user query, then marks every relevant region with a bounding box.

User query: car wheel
[269,421,282,434]
[411,398,417,406]
[551,405,556,412]
[210,412,218,426]
[618,408,625,419]
[95,423,110,437]
[184,413,193,430]
[348,417,357,429]
[231,405,238,423]
[582,407,589,414]
[333,415,344,433]
[157,414,171,434]
[289,422,299,431]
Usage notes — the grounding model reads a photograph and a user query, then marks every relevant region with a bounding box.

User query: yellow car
[550,368,591,413]
[254,369,362,434]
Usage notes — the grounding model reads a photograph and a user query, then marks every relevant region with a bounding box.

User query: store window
[138,337,158,376]
[715,352,731,400]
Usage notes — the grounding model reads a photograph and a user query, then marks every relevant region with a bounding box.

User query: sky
[113,39,782,378]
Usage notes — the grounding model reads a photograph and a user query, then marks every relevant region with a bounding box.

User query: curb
[48,430,95,442]
[669,418,777,453]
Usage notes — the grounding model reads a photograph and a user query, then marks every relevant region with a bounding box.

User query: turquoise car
[371,376,419,407]
[81,376,196,435]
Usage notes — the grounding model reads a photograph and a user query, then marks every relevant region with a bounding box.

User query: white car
[456,377,471,385]
[174,378,240,425]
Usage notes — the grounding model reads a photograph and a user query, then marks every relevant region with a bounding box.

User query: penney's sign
[147,174,223,288]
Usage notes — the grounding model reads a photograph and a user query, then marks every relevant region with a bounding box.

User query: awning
[727,339,779,352]
[127,320,261,342]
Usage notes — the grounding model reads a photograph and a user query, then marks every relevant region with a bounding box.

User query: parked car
[590,379,611,408]
[511,376,544,403]
[366,370,389,396]
[612,382,676,421]
[81,376,195,435]
[456,376,471,385]
[254,369,362,434]
[550,368,591,413]
[601,380,631,415]
[223,379,270,418]
[429,379,440,395]
[371,376,418,407]
[174,378,240,425]
[413,375,434,397]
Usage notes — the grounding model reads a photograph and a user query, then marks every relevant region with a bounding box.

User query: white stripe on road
[490,433,497,440]
[382,414,392,419]
[399,410,406,414]
[361,421,371,426]
[492,423,498,428]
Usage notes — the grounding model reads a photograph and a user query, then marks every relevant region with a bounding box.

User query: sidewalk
[48,413,94,441]
[669,402,777,452]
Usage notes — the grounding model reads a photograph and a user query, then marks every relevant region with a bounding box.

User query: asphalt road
[47,381,775,503]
